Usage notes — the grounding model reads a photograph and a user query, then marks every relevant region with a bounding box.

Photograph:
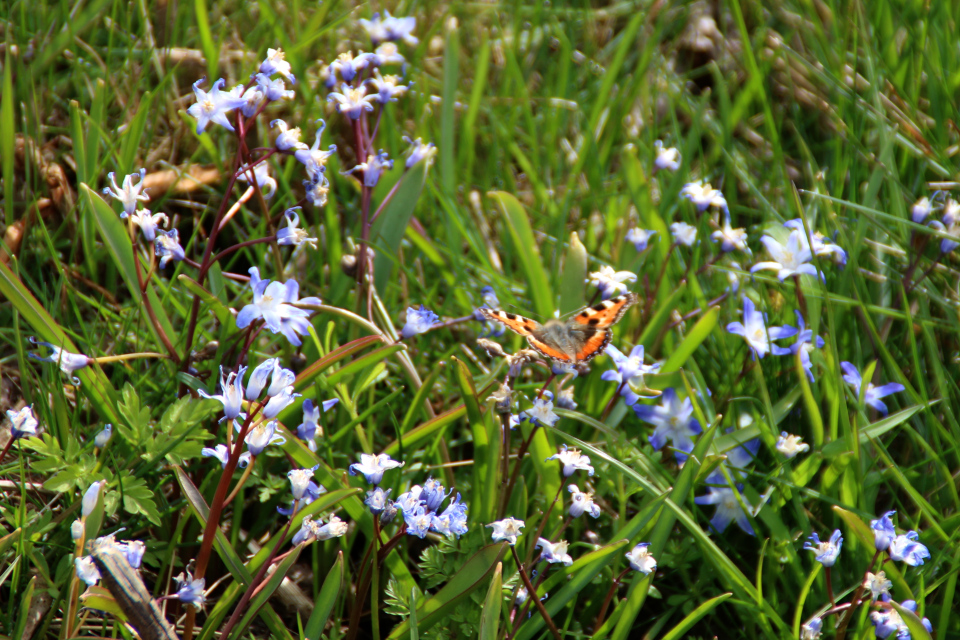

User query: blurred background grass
[2,0,960,638]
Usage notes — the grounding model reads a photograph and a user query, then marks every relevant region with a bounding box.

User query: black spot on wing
[505,313,517,320]
[588,318,600,326]
[591,301,611,311]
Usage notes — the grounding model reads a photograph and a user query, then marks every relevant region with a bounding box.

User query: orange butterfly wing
[479,309,540,336]
[571,293,639,329]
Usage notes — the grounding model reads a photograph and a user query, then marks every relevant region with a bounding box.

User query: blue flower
[259,48,295,84]
[304,174,331,207]
[244,358,276,401]
[175,572,206,610]
[911,197,933,224]
[790,312,825,381]
[840,362,905,415]
[331,51,373,82]
[634,388,702,456]
[244,420,285,457]
[404,505,433,539]
[198,365,247,421]
[654,140,680,171]
[624,543,657,574]
[270,119,307,152]
[369,42,406,67]
[870,598,933,639]
[7,404,40,440]
[82,481,103,517]
[888,531,930,566]
[487,517,525,545]
[546,444,594,477]
[726,296,797,359]
[293,120,337,181]
[102,169,150,216]
[804,529,842,567]
[536,538,573,566]
[94,424,112,448]
[154,228,185,268]
[871,511,897,551]
[394,485,423,517]
[125,208,169,242]
[421,477,449,512]
[186,78,246,135]
[801,617,823,640]
[28,337,91,384]
[401,304,439,338]
[365,487,392,514]
[256,73,294,102]
[343,150,393,188]
[75,557,101,586]
[694,473,754,535]
[431,493,468,537]
[784,219,847,266]
[277,480,324,516]
[567,484,601,518]
[277,208,318,249]
[625,227,657,252]
[681,180,726,211]
[526,397,560,427]
[601,344,661,406]
[403,137,437,168]
[349,453,404,485]
[236,267,321,347]
[287,464,320,500]
[588,266,637,300]
[327,83,376,119]
[296,398,338,451]
[368,70,408,104]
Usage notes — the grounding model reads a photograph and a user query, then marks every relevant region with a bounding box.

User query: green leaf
[822,404,929,458]
[387,544,508,638]
[889,601,933,640]
[324,344,408,386]
[293,335,385,392]
[119,91,154,174]
[119,475,161,526]
[560,232,588,314]
[1,48,14,227]
[178,274,234,326]
[304,551,344,640]
[384,404,466,457]
[478,562,503,640]
[228,544,303,640]
[440,18,459,196]
[454,358,499,524]
[659,593,733,640]
[488,191,555,318]
[372,161,428,292]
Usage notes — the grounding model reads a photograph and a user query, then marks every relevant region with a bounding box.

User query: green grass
[1,0,959,639]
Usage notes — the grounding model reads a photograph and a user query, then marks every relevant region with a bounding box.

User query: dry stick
[511,560,552,636]
[510,546,562,640]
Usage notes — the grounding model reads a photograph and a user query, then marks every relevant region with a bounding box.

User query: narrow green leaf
[440,18,459,195]
[488,191,554,319]
[660,593,733,640]
[1,48,14,226]
[324,344,407,385]
[194,0,218,81]
[478,562,503,640]
[372,161,428,292]
[178,274,234,326]
[454,358,499,524]
[11,576,36,640]
[119,91,154,174]
[889,601,933,640]
[822,404,929,458]
[304,551,344,640]
[387,544,508,638]
[384,404,466,457]
[293,335,385,392]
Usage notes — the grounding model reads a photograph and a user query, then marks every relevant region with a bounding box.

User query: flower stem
[223,459,256,505]
[593,568,631,631]
[510,546,562,640]
[90,352,168,364]
[524,484,565,568]
[835,549,882,640]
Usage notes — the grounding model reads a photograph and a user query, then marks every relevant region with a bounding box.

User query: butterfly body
[480,293,638,363]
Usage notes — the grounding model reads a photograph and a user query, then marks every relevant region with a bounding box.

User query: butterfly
[479,293,639,364]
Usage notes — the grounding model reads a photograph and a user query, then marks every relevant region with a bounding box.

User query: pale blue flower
[369,42,406,67]
[360,11,418,45]
[270,119,307,151]
[783,219,847,266]
[395,485,423,517]
[404,505,433,538]
[186,78,246,135]
[82,481,103,517]
[126,208,169,242]
[365,487,392,514]
[871,511,897,551]
[94,424,112,448]
[870,598,933,639]
[527,397,559,427]
[401,304,439,338]
[711,213,748,252]
[230,84,265,118]
[840,362,905,415]
[202,442,252,468]
[277,480,324,515]
[804,529,842,567]
[331,51,372,82]
[488,517,525,545]
[790,312,825,382]
[6,406,39,440]
[625,543,657,574]
[864,571,893,602]
[775,432,809,458]
[102,169,149,216]
[175,573,206,609]
[71,519,84,539]
[294,120,337,181]
[154,228,185,268]
[237,160,275,198]
[801,617,823,640]
[327,83,376,119]
[555,387,577,410]
[431,493,468,537]
[421,477,449,512]
[726,296,797,359]
[601,344,661,406]
[670,221,697,246]
[911,197,933,224]
[751,230,819,281]
[28,337,90,384]
[588,266,637,299]
[343,150,393,188]
[236,267,321,347]
[536,538,572,566]
[259,48,295,84]
[349,453,404,485]
[654,140,680,171]
[244,420,285,456]
[256,73,294,102]
[304,174,331,207]
[567,484,601,518]
[888,531,930,566]
[245,358,277,401]
[198,365,247,421]
[626,227,656,252]
[694,474,754,535]
[681,181,727,211]
[546,444,594,477]
[296,398,338,450]
[75,557,101,586]
[276,208,317,249]
[368,70,408,104]
[403,137,436,168]
[634,388,702,455]
[287,464,320,500]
